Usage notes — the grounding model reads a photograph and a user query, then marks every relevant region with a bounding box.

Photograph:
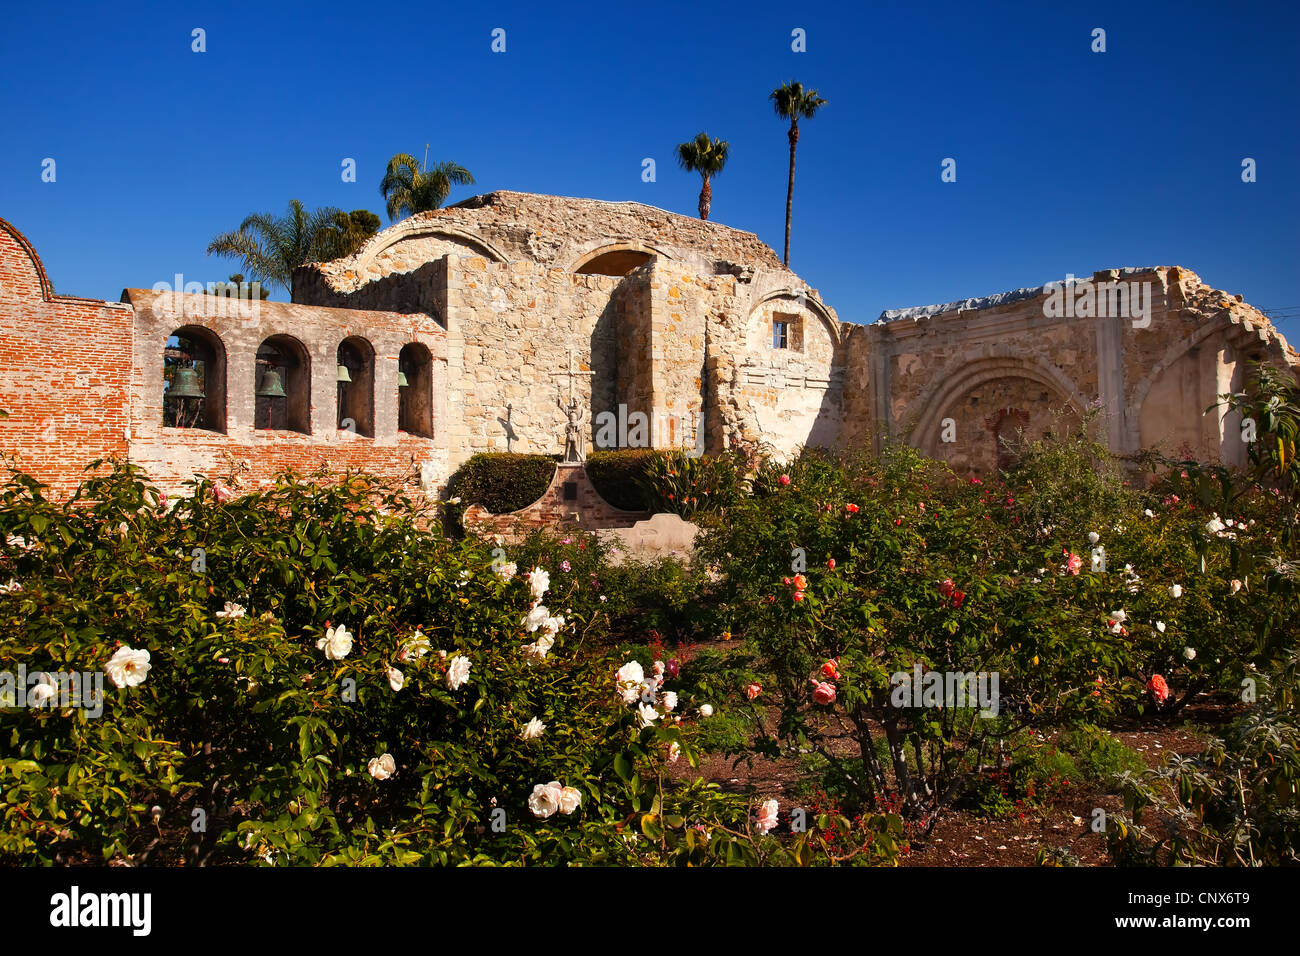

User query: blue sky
[2,0,1297,337]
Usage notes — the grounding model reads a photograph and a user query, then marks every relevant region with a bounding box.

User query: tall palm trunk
[699,176,713,221]
[783,123,799,266]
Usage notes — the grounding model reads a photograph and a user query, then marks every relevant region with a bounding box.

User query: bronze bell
[170,366,204,399]
[257,368,287,398]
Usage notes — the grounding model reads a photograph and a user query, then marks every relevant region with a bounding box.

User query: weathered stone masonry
[1,191,1295,501]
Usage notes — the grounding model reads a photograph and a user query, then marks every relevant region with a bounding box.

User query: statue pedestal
[462,461,650,540]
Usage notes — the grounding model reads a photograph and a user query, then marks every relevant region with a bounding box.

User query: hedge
[585,450,658,511]
[445,453,557,515]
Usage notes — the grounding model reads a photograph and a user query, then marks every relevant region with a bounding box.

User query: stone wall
[122,290,447,494]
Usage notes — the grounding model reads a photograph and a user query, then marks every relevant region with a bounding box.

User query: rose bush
[0,462,895,866]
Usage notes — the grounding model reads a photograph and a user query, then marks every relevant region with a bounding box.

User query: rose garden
[1,366,1297,867]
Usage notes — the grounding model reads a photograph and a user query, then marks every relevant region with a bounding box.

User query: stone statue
[560,396,586,463]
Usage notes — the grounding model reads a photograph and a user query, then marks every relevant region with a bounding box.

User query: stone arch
[398,342,434,438]
[1130,317,1278,425]
[255,334,312,434]
[568,241,673,276]
[906,353,1088,457]
[351,221,510,271]
[746,288,841,351]
[163,325,226,433]
[336,336,376,437]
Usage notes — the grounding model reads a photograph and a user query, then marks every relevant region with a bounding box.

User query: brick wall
[0,218,132,496]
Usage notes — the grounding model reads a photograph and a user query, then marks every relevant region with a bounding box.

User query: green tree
[675,132,730,221]
[770,81,827,267]
[379,153,475,222]
[206,200,344,297]
[321,209,382,260]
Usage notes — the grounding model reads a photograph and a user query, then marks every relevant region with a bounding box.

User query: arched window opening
[336,337,375,437]
[163,327,226,432]
[255,335,310,434]
[398,342,434,438]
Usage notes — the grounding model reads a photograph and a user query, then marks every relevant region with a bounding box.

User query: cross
[551,348,595,404]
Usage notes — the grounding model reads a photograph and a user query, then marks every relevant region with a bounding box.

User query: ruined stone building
[1,191,1295,500]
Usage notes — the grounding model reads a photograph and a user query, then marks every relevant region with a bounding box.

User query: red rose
[746,683,762,700]
[1147,674,1170,703]
[845,503,859,514]
[950,590,965,609]
[779,474,790,486]
[792,574,807,590]
[827,558,836,570]
[821,659,842,680]
[793,591,805,602]
[939,579,955,598]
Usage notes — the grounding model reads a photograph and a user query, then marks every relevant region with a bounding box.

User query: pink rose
[811,681,836,705]
[779,474,791,486]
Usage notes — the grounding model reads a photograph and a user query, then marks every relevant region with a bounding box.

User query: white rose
[28,673,58,707]
[699,704,714,718]
[542,615,564,637]
[558,786,582,815]
[1230,579,1242,594]
[446,655,471,690]
[528,781,562,819]
[105,646,151,688]
[667,742,681,764]
[317,624,353,660]
[527,567,550,601]
[1111,609,1127,623]
[616,660,644,685]
[387,666,404,692]
[216,601,246,620]
[756,798,779,835]
[524,604,549,631]
[637,702,659,728]
[1168,584,1183,598]
[522,717,546,740]
[368,753,396,780]
[1205,515,1226,535]
[1156,621,1166,633]
[653,660,665,677]
[495,561,517,579]
[1183,647,1196,661]
[662,691,678,712]
[401,630,430,660]
[1087,532,1100,545]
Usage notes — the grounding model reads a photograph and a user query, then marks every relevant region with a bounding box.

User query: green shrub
[445,453,555,517]
[0,461,884,867]
[585,450,657,511]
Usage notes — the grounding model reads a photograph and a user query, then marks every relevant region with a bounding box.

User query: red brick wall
[0,218,132,495]
[0,217,451,500]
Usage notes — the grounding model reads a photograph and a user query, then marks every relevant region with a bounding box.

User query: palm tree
[379,153,475,222]
[206,199,344,296]
[770,81,827,267]
[676,132,730,221]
